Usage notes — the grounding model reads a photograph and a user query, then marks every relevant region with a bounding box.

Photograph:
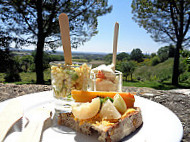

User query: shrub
[158,74,171,82]
[180,72,190,82]
[151,56,160,66]
[0,48,12,73]
[4,71,21,82]
[4,60,21,82]
[157,44,175,62]
[29,63,36,72]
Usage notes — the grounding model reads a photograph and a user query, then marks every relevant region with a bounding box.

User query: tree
[157,44,175,62]
[0,48,21,82]
[150,53,157,58]
[130,48,143,62]
[181,49,190,58]
[0,0,112,84]
[117,52,130,61]
[4,59,21,82]
[120,61,136,81]
[104,53,113,64]
[20,55,34,72]
[131,0,190,86]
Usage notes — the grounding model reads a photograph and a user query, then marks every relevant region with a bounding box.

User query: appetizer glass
[50,61,92,113]
[90,70,122,92]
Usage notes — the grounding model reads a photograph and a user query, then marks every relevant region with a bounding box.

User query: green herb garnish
[100,97,114,105]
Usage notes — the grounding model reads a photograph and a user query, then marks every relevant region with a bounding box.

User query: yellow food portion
[71,97,100,120]
[72,108,138,127]
[51,63,91,98]
[71,90,135,108]
[121,108,137,119]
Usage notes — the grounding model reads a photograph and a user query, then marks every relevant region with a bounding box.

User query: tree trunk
[172,42,181,86]
[131,73,133,81]
[35,0,45,84]
[35,36,45,84]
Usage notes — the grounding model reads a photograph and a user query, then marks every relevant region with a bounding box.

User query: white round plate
[0,91,183,142]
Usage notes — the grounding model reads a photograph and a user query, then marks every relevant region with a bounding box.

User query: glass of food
[90,65,122,92]
[50,61,92,113]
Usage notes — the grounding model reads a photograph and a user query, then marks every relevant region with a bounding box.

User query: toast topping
[71,97,100,120]
[71,92,136,121]
[113,94,127,114]
[100,99,121,119]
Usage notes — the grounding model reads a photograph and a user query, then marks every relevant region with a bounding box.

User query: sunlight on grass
[123,80,190,90]
[0,69,51,85]
[123,81,176,90]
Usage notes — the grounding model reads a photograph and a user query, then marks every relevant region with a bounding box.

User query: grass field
[0,69,51,85]
[0,58,189,90]
[134,58,173,82]
[0,60,105,84]
[123,81,178,90]
[1,70,189,90]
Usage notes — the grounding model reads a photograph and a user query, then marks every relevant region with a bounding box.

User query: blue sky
[71,0,167,54]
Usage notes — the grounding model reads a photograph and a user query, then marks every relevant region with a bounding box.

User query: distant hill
[8,48,108,56]
[51,50,108,56]
[134,58,174,82]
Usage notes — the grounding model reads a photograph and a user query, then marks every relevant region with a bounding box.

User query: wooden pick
[59,13,72,65]
[0,99,23,142]
[17,108,52,142]
[112,22,119,71]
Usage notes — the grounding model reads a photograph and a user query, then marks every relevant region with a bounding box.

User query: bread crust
[58,107,142,142]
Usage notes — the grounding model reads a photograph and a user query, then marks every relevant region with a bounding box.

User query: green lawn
[0,69,51,85]
[123,80,190,90]
[1,62,189,90]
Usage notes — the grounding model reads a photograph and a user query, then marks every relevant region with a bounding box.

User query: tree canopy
[130,48,143,62]
[0,0,112,83]
[157,44,175,62]
[120,61,136,81]
[131,0,190,47]
[117,52,130,61]
[131,0,190,85]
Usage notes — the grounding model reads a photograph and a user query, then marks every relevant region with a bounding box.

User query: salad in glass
[50,61,91,112]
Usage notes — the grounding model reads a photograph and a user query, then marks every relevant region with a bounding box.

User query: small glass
[90,70,122,92]
[50,61,92,113]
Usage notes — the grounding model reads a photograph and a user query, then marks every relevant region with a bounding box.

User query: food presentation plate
[0,91,183,142]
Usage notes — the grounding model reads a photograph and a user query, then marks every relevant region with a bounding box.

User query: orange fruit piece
[71,90,135,108]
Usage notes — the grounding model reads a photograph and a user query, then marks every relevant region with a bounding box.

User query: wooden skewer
[0,99,23,142]
[17,108,52,142]
[112,22,119,71]
[59,13,72,65]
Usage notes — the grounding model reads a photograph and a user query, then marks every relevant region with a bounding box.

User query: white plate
[0,91,183,142]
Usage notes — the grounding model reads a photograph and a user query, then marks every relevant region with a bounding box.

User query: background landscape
[0,45,190,90]
[0,0,190,89]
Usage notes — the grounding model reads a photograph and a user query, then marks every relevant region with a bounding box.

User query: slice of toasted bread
[57,107,142,142]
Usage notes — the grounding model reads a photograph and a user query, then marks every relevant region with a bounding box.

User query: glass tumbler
[50,61,92,113]
[90,70,122,92]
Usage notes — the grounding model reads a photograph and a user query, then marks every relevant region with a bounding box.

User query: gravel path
[0,83,189,142]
